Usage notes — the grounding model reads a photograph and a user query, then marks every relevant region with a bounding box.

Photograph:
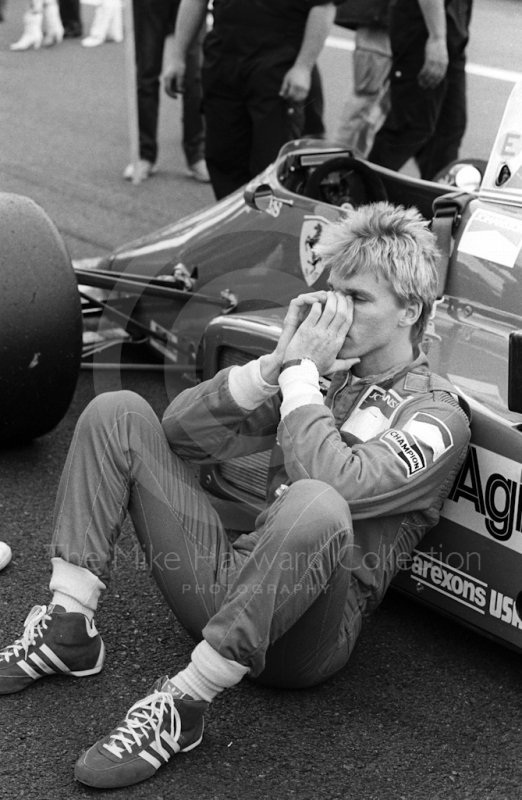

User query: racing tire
[0,193,82,446]
[303,156,388,206]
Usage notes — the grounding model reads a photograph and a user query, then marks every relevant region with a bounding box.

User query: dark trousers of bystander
[202,47,306,200]
[368,60,467,180]
[59,0,82,36]
[133,0,205,168]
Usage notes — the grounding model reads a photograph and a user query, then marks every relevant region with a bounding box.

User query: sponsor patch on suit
[403,412,454,461]
[341,385,410,442]
[380,429,427,477]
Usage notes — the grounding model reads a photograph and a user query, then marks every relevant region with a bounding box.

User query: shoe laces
[0,605,52,663]
[103,690,181,758]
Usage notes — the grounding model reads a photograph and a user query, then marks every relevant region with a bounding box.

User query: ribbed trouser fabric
[50,391,364,688]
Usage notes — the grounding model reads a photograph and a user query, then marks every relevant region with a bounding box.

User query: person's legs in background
[181,20,210,182]
[58,0,82,37]
[10,0,64,50]
[303,66,325,139]
[247,55,305,181]
[203,66,253,199]
[123,0,169,180]
[82,0,122,47]
[10,0,44,49]
[414,63,467,180]
[335,26,391,156]
[368,67,446,173]
[204,47,307,199]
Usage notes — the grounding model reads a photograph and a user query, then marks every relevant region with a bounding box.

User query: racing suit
[49,351,470,689]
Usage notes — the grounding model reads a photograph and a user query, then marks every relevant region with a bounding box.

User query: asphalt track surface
[2,1,522,798]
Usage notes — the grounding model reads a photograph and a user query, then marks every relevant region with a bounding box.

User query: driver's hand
[282,291,359,375]
[260,291,329,383]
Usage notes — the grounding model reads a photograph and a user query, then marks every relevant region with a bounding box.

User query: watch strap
[280,358,318,373]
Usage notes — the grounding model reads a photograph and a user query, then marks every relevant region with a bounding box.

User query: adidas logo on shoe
[75,676,208,789]
[0,604,105,694]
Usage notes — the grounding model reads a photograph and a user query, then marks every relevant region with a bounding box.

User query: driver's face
[328,267,411,376]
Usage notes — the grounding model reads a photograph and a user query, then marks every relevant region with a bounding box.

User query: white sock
[164,640,249,703]
[50,591,94,620]
[49,557,106,621]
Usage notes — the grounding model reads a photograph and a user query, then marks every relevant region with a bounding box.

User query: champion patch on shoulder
[402,412,454,461]
[380,429,426,477]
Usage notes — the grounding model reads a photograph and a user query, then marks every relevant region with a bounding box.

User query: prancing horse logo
[299,216,331,286]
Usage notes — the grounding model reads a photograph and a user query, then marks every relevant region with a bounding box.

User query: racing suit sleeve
[161,361,280,464]
[277,366,470,520]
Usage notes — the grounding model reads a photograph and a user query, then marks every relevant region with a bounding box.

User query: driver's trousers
[50,391,365,688]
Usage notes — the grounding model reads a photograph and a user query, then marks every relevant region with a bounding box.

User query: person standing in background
[58,0,82,37]
[10,0,64,49]
[303,65,327,139]
[125,0,209,183]
[81,0,123,46]
[368,0,473,180]
[164,0,341,200]
[333,0,392,157]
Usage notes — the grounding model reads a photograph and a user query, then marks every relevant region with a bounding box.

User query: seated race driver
[0,202,470,789]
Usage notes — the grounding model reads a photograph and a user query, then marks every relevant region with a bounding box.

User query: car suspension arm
[74,267,237,310]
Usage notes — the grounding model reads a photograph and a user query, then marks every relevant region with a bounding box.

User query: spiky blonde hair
[315,202,440,340]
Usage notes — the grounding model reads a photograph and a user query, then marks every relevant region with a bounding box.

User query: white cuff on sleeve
[228,359,279,410]
[278,361,324,419]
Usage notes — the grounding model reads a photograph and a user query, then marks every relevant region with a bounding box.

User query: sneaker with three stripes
[74,677,208,788]
[0,604,105,694]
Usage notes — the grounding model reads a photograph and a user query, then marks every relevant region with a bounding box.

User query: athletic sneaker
[75,678,208,788]
[188,159,211,183]
[123,160,158,181]
[0,604,105,695]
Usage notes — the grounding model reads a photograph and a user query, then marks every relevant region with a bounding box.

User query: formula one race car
[2,80,522,658]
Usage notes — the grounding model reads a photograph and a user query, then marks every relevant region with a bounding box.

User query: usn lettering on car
[411,551,522,630]
[442,444,522,546]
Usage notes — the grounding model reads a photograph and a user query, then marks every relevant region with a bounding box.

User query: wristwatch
[280,358,319,373]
